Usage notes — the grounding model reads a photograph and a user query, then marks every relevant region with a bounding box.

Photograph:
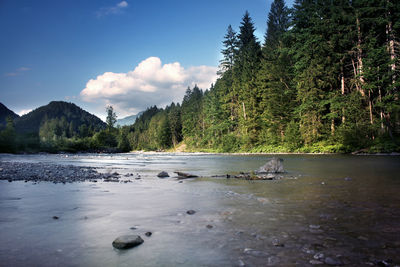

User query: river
[0,153,399,266]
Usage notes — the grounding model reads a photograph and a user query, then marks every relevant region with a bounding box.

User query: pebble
[52,216,59,220]
[310,260,324,265]
[145,232,152,237]
[186,210,196,215]
[206,225,213,229]
[272,238,284,247]
[313,252,324,259]
[324,257,343,266]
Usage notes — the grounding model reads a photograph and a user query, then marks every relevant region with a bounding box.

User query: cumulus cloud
[80,57,217,117]
[96,1,128,17]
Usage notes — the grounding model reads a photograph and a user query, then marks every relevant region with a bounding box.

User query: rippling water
[0,153,399,266]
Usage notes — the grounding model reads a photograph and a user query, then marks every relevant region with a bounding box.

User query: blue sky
[0,0,294,120]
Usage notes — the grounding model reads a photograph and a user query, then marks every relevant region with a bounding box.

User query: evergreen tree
[234,11,262,144]
[264,0,290,49]
[219,25,239,74]
[106,106,117,129]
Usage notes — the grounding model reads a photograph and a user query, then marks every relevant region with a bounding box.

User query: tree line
[125,0,400,153]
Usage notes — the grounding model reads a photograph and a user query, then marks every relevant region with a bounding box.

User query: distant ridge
[15,101,106,133]
[116,112,143,126]
[0,102,19,126]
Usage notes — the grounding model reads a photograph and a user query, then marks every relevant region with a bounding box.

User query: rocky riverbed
[0,161,110,183]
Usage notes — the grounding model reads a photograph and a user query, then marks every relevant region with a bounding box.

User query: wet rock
[52,216,59,220]
[313,253,324,260]
[112,235,144,249]
[244,248,268,257]
[145,232,152,237]
[324,257,343,266]
[256,157,284,174]
[309,224,321,229]
[174,172,198,179]
[157,171,169,178]
[186,210,196,215]
[272,238,284,247]
[376,259,393,267]
[310,260,324,265]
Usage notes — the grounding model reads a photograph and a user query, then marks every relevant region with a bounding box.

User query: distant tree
[106,106,117,129]
[0,116,17,152]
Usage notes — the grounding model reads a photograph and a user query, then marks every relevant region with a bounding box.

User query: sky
[0,0,294,121]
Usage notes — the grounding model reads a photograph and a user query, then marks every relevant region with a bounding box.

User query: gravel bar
[0,161,108,183]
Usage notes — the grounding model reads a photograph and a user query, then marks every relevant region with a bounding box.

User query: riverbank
[0,161,130,183]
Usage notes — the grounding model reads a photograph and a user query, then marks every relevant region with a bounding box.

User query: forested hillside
[126,0,400,153]
[0,103,19,127]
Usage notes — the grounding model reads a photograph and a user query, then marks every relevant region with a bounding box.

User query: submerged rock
[157,171,169,178]
[174,172,198,179]
[112,235,144,249]
[256,157,284,174]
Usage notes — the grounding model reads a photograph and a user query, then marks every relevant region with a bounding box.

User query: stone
[186,210,196,215]
[310,260,324,265]
[145,232,152,237]
[112,235,144,249]
[272,238,284,247]
[313,253,324,260]
[206,224,213,229]
[52,216,59,220]
[256,157,284,174]
[157,171,169,178]
[324,257,343,266]
[174,172,198,179]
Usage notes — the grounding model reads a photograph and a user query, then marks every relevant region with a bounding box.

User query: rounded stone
[112,235,144,249]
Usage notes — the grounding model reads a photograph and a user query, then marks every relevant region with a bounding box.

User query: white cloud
[96,1,128,17]
[4,66,30,77]
[80,57,217,118]
[18,109,32,116]
[17,67,30,71]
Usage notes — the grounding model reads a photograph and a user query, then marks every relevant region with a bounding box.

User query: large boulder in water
[256,157,284,174]
[112,235,144,249]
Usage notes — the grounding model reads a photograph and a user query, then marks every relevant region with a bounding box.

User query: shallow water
[0,153,399,266]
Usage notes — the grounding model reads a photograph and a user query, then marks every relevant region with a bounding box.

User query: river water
[0,153,399,266]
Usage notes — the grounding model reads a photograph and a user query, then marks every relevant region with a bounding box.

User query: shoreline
[130,150,400,156]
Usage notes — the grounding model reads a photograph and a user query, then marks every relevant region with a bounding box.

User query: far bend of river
[0,153,399,266]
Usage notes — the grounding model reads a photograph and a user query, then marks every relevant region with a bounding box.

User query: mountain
[116,112,143,126]
[15,101,106,133]
[0,102,19,126]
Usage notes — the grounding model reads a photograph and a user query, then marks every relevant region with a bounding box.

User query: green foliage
[106,105,117,129]
[0,117,17,152]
